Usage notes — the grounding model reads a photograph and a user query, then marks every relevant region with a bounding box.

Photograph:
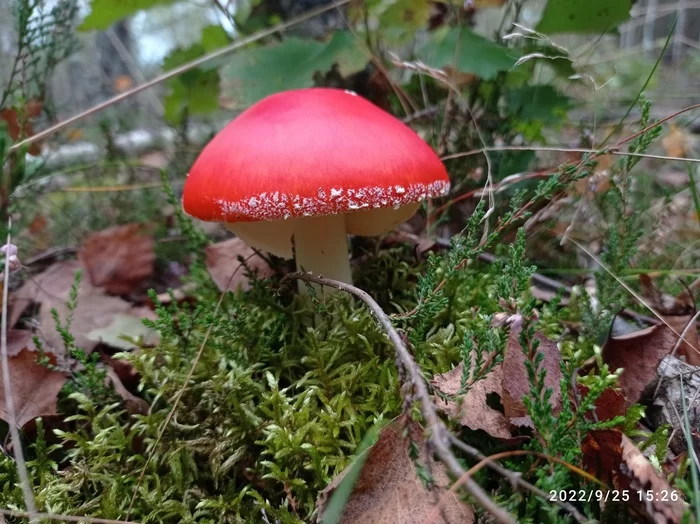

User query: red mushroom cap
[182,88,449,222]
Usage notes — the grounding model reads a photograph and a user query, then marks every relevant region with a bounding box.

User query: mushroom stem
[293,214,352,292]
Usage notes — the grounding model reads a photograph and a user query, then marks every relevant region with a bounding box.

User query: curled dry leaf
[105,367,148,415]
[433,361,516,441]
[78,223,155,295]
[206,237,274,292]
[317,421,474,524]
[0,344,67,428]
[602,324,678,409]
[501,326,561,424]
[582,429,686,523]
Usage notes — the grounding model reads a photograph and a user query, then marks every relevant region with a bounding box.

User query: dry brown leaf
[661,125,691,158]
[578,385,626,423]
[206,237,274,292]
[10,260,100,328]
[582,429,686,523]
[0,348,67,428]
[501,327,561,423]
[0,103,42,155]
[105,367,148,415]
[78,224,155,295]
[663,314,700,366]
[602,324,677,408]
[433,362,516,441]
[317,421,474,524]
[40,294,156,355]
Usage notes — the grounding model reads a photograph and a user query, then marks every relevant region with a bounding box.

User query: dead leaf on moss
[10,258,157,355]
[0,347,67,428]
[578,385,626,423]
[40,294,156,355]
[317,421,474,523]
[582,429,686,523]
[78,224,155,295]
[206,237,273,292]
[433,361,517,441]
[105,367,148,415]
[602,324,677,408]
[10,260,99,328]
[501,327,561,423]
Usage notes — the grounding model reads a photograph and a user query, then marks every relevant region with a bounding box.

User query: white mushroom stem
[293,214,352,289]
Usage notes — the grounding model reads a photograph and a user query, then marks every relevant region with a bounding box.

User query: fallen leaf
[578,385,626,423]
[582,429,686,523]
[501,326,562,422]
[206,237,273,292]
[602,324,678,408]
[86,312,159,350]
[317,420,474,523]
[40,294,156,355]
[0,103,42,155]
[10,260,100,328]
[664,314,700,366]
[433,361,516,441]
[105,367,148,415]
[0,348,67,428]
[10,258,157,355]
[78,224,155,295]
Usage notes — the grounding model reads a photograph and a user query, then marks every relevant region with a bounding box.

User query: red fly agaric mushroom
[182,87,449,286]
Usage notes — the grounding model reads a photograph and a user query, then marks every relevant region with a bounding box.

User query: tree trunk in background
[97,20,133,96]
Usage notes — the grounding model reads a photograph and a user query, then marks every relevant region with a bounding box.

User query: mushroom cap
[182,87,450,223]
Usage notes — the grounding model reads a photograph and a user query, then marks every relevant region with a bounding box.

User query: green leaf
[419,27,519,80]
[79,0,178,31]
[221,32,367,107]
[380,0,432,31]
[505,85,570,123]
[164,69,220,124]
[200,25,230,52]
[536,0,632,34]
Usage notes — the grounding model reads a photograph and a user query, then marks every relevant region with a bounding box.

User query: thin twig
[1,218,37,517]
[447,437,591,523]
[283,272,516,524]
[0,509,136,524]
[9,0,352,153]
